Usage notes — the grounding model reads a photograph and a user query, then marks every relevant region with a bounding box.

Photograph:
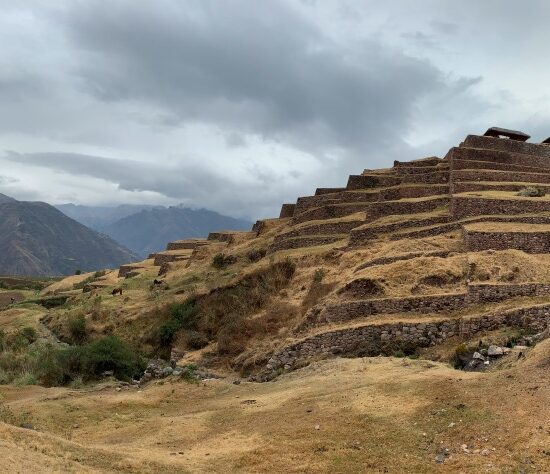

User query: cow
[112,287,123,296]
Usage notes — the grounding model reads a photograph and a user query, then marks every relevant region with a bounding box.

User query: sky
[2,0,550,220]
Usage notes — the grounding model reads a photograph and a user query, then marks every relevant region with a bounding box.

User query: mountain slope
[100,207,253,257]
[55,203,163,230]
[0,193,16,204]
[0,201,138,276]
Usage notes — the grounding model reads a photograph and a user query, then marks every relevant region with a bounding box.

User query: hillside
[0,199,138,276]
[99,206,253,257]
[55,203,164,229]
[0,128,549,471]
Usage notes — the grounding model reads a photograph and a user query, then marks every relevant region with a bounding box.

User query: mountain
[55,203,163,229]
[0,193,16,204]
[100,207,253,257]
[0,198,138,276]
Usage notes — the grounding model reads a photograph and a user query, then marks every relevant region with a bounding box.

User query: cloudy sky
[1,0,550,220]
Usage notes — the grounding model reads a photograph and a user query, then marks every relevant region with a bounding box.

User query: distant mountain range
[0,194,138,276]
[57,204,253,257]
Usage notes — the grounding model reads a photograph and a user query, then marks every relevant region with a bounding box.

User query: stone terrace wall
[394,157,442,167]
[346,175,401,190]
[315,187,346,195]
[449,146,550,171]
[268,235,343,253]
[366,197,449,221]
[461,135,550,159]
[279,204,296,218]
[261,304,550,376]
[275,220,364,241]
[312,283,550,324]
[464,228,550,253]
[401,171,449,184]
[451,169,550,184]
[451,158,549,174]
[349,216,451,244]
[451,197,550,219]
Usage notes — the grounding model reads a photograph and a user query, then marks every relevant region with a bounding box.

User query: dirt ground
[0,340,548,473]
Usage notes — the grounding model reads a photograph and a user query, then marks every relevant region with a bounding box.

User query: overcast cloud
[2,1,550,219]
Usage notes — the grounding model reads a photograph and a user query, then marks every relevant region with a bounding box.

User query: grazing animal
[153,279,164,285]
[112,287,123,296]
[10,297,15,304]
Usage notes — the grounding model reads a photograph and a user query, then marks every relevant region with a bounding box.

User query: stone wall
[464,228,550,253]
[349,216,451,244]
[451,158,548,174]
[315,187,346,195]
[279,204,296,218]
[292,204,369,224]
[260,304,550,377]
[366,197,450,221]
[275,220,364,241]
[451,169,550,184]
[451,197,550,219]
[166,240,207,251]
[461,135,550,159]
[401,171,449,184]
[449,146,550,171]
[346,174,401,190]
[311,283,550,324]
[394,157,442,167]
[268,235,343,253]
[118,264,145,278]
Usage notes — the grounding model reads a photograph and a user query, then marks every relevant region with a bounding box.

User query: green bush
[313,268,326,283]
[20,327,37,344]
[159,300,198,345]
[68,315,87,344]
[74,269,82,275]
[77,336,145,382]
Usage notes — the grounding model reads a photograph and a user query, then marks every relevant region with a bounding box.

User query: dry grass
[464,222,550,232]
[456,190,550,201]
[0,344,548,473]
[468,249,550,283]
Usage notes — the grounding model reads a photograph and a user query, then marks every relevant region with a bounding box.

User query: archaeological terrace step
[257,303,550,379]
[451,195,550,219]
[310,283,550,325]
[451,158,550,174]
[207,230,255,243]
[166,239,209,251]
[463,223,550,253]
[268,234,347,253]
[449,146,550,171]
[461,134,550,159]
[451,169,550,185]
[275,218,365,241]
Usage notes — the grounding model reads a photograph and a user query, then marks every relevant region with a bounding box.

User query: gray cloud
[2,0,549,220]
[59,0,477,160]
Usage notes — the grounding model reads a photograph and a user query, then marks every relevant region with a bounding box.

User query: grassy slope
[0,341,548,473]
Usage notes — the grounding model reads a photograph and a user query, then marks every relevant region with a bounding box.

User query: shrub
[74,269,82,275]
[185,331,209,350]
[77,336,145,382]
[212,253,236,269]
[20,327,37,344]
[68,315,87,344]
[313,268,326,283]
[517,186,546,197]
[246,248,267,263]
[94,270,106,278]
[159,300,198,345]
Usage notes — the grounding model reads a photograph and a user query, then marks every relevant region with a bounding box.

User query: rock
[162,367,174,377]
[233,380,241,385]
[20,423,34,430]
[102,370,114,377]
[315,424,320,430]
[487,345,504,356]
[472,352,485,360]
